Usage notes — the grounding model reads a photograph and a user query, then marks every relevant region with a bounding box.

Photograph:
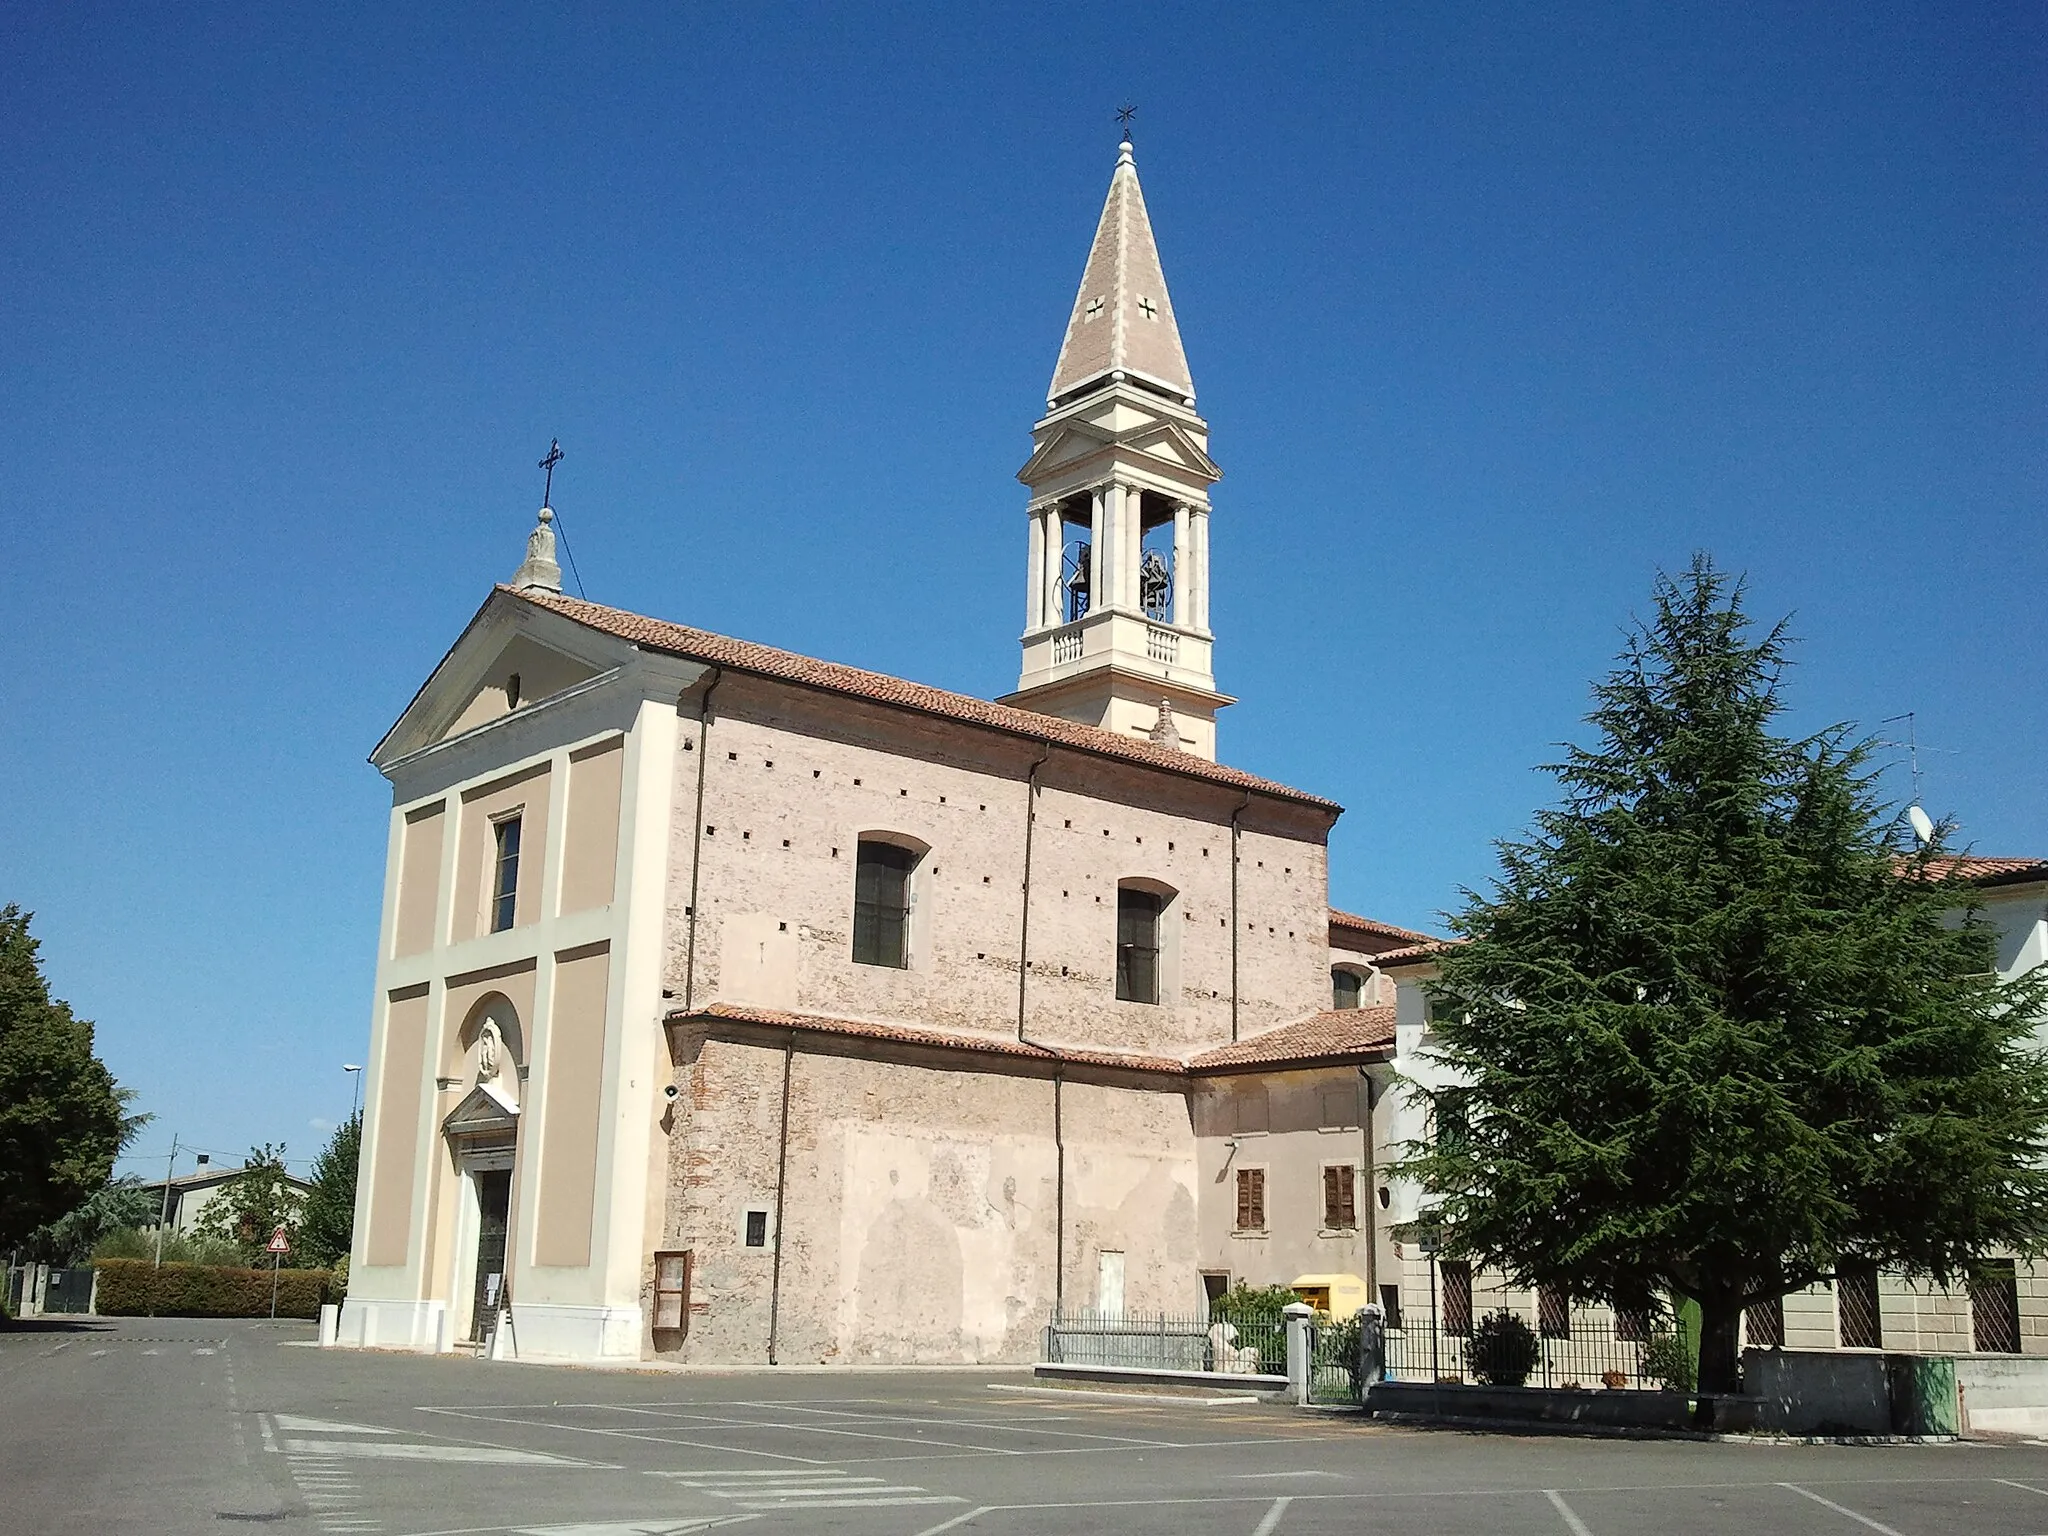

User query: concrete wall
[657,1024,1198,1364]
[1959,1354,2048,1432]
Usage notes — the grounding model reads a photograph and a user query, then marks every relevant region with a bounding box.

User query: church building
[340,136,1425,1363]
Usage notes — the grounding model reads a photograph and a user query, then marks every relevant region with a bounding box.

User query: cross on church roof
[538,438,564,506]
[1137,296,1156,319]
[1116,103,1136,139]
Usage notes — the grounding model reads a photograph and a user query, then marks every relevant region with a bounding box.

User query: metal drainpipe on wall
[1359,1066,1377,1299]
[1014,742,1067,1320]
[767,1032,794,1365]
[1016,741,1051,1042]
[681,668,722,1011]
[1229,790,1251,1041]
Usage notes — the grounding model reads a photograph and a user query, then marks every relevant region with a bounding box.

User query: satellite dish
[1908,805,1935,845]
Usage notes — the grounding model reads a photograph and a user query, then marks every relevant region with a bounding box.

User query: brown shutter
[1236,1169,1252,1229]
[1338,1167,1355,1228]
[1250,1168,1265,1229]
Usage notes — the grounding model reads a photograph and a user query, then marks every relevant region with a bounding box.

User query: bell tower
[1001,135,1231,759]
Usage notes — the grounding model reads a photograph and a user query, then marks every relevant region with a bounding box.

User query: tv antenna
[1879,712,1953,846]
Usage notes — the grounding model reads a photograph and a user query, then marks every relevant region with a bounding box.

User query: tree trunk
[1693,1296,1744,1425]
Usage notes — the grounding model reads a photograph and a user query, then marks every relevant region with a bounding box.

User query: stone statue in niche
[477,1021,503,1084]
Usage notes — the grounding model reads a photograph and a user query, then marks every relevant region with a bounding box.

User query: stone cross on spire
[1045,134,1194,406]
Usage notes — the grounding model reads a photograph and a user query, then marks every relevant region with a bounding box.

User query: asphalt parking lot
[7,1317,2048,1536]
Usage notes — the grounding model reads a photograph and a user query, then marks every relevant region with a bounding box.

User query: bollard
[318,1303,339,1347]
[1283,1301,1315,1404]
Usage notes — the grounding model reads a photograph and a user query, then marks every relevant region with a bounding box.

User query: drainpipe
[1229,789,1251,1042]
[681,668,723,1011]
[1359,1066,1377,1299]
[1016,740,1052,1043]
[1052,1071,1066,1316]
[766,1032,794,1365]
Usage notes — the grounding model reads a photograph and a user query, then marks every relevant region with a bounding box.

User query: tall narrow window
[1116,886,1162,1003]
[1322,1165,1357,1230]
[1331,968,1365,1009]
[1234,1167,1266,1231]
[852,840,916,968]
[1838,1263,1882,1349]
[1972,1260,2020,1353]
[490,815,522,933]
[1537,1284,1571,1339]
[1380,1284,1404,1332]
[1745,1295,1785,1348]
[1441,1260,1474,1336]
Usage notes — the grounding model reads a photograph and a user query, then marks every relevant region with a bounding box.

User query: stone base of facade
[337,1298,449,1353]
[499,1302,645,1361]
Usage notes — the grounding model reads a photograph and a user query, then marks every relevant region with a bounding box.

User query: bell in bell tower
[1002,132,1232,759]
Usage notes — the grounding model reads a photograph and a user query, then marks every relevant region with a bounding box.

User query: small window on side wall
[1116,885,1163,1003]
[1234,1167,1266,1231]
[490,814,522,933]
[852,839,917,968]
[1331,968,1365,1009]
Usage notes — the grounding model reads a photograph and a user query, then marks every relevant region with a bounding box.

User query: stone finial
[512,507,563,593]
[1148,698,1181,752]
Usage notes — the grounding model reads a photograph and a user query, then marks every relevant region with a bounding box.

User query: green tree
[22,1176,160,1265]
[296,1113,359,1269]
[194,1143,306,1264]
[1398,557,2048,1404]
[0,906,129,1250]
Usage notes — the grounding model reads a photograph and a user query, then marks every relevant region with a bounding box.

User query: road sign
[267,1227,290,1255]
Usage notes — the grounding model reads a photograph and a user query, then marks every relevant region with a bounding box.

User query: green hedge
[93,1258,338,1319]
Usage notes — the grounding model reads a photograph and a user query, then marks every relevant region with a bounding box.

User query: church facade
[340,138,1422,1363]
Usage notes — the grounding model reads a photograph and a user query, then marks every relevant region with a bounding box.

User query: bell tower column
[1025,505,1047,630]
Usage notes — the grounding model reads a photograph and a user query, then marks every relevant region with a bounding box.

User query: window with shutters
[852,839,919,968]
[1234,1167,1266,1232]
[1321,1164,1357,1230]
[1441,1260,1474,1336]
[1331,967,1366,1009]
[652,1250,690,1336]
[1116,885,1164,1003]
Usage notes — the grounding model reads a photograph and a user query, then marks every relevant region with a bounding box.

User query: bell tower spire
[1002,131,1230,759]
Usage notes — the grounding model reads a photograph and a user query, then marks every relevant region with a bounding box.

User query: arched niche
[445,991,525,1108]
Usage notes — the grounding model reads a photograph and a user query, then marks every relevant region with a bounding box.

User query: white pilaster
[1043,508,1064,625]
[1193,509,1211,632]
[1026,506,1046,630]
[1088,488,1106,616]
[1171,502,1190,627]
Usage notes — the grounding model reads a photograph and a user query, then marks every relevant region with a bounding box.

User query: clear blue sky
[4,2,2042,1178]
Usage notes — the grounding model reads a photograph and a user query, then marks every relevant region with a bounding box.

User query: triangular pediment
[442,1082,520,1136]
[1018,416,1221,488]
[1125,420,1221,478]
[373,590,632,766]
[1018,421,1116,483]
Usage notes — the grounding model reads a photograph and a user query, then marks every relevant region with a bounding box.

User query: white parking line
[1250,1495,1292,1536]
[1780,1483,1907,1536]
[1546,1489,1594,1536]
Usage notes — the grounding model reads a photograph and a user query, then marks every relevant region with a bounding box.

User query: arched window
[852,838,920,968]
[1116,884,1164,1003]
[1331,967,1367,1010]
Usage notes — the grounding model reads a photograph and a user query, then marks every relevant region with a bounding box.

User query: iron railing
[1381,1311,1682,1390]
[1043,1308,1285,1376]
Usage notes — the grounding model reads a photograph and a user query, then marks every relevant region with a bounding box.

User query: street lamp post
[343,1064,362,1122]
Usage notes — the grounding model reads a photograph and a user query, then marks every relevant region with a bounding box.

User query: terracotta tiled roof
[1328,909,1437,948]
[507,587,1338,811]
[1187,1008,1396,1072]
[1919,855,2048,888]
[1370,939,1455,969]
[677,1002,1187,1075]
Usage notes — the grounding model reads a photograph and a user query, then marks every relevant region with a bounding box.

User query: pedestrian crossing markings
[650,1466,963,1511]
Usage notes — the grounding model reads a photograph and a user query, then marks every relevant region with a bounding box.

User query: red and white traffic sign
[266,1226,290,1255]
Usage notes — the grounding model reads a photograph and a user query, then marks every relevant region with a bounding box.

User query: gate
[42,1266,95,1314]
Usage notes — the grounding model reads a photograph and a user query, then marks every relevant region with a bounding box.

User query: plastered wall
[656,1027,1198,1363]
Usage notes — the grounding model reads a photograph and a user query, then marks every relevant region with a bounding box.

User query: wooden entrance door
[469,1169,512,1343]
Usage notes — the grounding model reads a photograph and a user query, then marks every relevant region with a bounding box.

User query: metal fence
[1381,1311,1680,1390]
[1043,1308,1285,1376]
